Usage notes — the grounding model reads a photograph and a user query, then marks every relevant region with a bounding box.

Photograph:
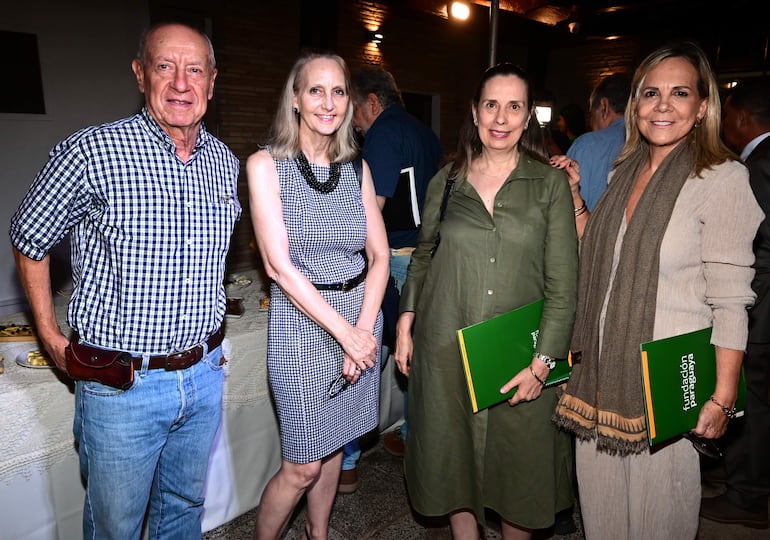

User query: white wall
[1,1,149,315]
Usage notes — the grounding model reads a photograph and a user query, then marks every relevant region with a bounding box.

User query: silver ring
[355,366,362,373]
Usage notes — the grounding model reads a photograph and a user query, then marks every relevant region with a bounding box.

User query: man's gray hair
[137,22,216,69]
[350,66,404,108]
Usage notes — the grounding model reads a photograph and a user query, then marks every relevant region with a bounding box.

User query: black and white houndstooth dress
[267,156,382,464]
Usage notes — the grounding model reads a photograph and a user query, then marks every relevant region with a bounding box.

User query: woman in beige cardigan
[552,41,763,539]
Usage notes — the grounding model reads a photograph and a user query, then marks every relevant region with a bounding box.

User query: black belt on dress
[312,260,368,292]
[129,328,225,370]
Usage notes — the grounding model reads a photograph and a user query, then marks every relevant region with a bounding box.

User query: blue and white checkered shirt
[10,108,241,355]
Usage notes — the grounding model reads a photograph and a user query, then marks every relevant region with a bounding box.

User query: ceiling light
[450,2,470,21]
[535,106,552,125]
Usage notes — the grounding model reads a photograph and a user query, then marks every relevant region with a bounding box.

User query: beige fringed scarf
[554,139,695,455]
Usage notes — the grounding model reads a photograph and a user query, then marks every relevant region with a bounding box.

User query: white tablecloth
[0,272,282,539]
[0,270,404,539]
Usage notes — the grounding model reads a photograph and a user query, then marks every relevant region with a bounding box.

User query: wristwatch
[534,352,556,370]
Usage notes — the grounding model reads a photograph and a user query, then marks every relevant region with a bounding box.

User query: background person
[395,62,578,539]
[9,23,239,539]
[553,41,763,539]
[337,66,444,491]
[247,51,389,539]
[563,72,632,213]
[700,78,770,529]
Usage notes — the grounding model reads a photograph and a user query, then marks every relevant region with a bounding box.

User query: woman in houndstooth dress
[267,156,382,462]
[247,52,389,540]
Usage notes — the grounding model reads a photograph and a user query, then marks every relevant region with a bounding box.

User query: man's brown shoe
[700,493,769,529]
[383,430,405,457]
[338,467,358,494]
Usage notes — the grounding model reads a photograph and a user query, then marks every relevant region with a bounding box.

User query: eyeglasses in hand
[683,432,723,460]
[327,372,351,398]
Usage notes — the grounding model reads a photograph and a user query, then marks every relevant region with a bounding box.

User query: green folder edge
[640,326,747,446]
[457,298,572,413]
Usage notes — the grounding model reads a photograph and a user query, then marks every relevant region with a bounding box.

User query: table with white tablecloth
[0,269,404,539]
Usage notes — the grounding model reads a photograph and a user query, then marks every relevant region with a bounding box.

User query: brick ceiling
[402,0,768,74]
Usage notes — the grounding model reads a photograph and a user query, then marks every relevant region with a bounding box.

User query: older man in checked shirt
[9,23,240,539]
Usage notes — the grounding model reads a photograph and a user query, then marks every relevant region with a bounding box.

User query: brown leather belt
[130,329,225,371]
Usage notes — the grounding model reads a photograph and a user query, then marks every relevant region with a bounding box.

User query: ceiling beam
[470,0,551,14]
[469,0,570,25]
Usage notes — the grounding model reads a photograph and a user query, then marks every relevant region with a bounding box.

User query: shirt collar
[509,154,548,180]
[372,104,403,126]
[140,107,210,155]
[741,132,770,161]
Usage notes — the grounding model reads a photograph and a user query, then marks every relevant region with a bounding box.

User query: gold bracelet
[574,203,588,217]
[529,366,546,386]
[709,395,738,419]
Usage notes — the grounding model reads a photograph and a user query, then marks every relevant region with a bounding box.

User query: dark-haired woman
[394,63,578,539]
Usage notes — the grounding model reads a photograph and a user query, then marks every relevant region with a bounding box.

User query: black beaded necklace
[295,151,341,194]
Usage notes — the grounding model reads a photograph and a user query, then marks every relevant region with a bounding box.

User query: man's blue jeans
[74,345,225,539]
[342,254,410,470]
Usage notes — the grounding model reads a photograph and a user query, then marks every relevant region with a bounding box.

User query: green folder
[640,327,747,447]
[457,298,571,413]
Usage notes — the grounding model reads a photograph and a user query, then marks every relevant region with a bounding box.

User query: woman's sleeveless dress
[268,156,382,463]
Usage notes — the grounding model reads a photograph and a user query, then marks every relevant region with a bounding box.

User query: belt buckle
[341,278,352,292]
[164,345,201,370]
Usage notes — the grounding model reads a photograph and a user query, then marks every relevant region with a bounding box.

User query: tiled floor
[203,432,770,539]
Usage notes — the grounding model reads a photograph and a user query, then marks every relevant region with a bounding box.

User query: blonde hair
[269,51,358,162]
[617,40,735,176]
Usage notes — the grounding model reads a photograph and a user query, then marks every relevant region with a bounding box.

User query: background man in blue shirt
[565,73,632,212]
[10,23,240,538]
[338,66,443,493]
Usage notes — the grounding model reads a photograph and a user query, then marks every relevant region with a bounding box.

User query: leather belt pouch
[65,341,135,390]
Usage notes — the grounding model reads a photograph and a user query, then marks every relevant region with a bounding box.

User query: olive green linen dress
[399,157,578,528]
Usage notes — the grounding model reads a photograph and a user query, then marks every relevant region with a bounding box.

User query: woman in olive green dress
[394,63,578,539]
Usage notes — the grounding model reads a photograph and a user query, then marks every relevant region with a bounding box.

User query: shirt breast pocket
[206,196,242,253]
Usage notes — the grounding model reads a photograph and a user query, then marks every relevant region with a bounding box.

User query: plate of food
[0,323,37,342]
[16,348,56,369]
[225,274,252,291]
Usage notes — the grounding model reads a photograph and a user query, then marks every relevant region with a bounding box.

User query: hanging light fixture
[450,2,470,21]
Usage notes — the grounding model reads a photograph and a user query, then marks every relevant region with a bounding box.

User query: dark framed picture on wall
[1,30,46,114]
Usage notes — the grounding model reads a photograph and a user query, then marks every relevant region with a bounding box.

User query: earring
[293,107,299,114]
[695,116,703,127]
